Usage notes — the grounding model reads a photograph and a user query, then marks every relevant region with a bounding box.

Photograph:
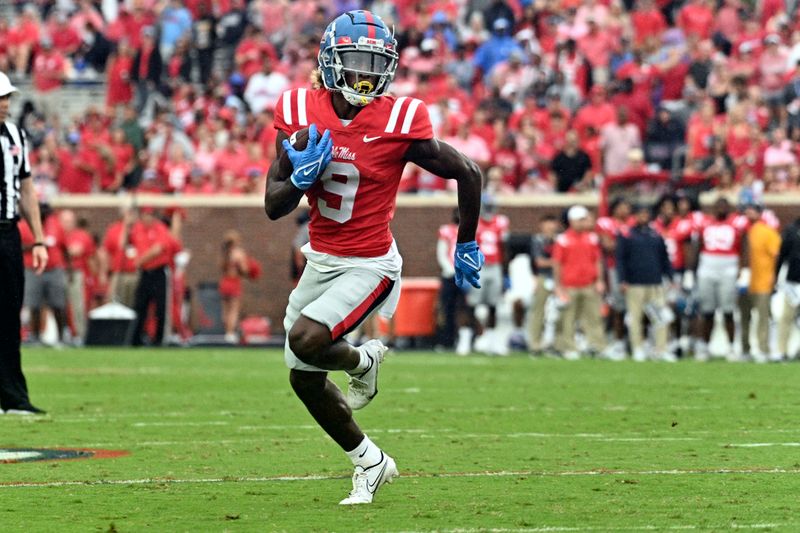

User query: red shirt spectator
[103,219,137,274]
[32,45,66,93]
[632,1,667,46]
[476,213,510,266]
[678,0,714,39]
[106,47,135,107]
[64,226,96,277]
[19,214,66,271]
[130,213,175,270]
[573,87,616,139]
[49,15,82,56]
[57,141,98,193]
[553,227,602,288]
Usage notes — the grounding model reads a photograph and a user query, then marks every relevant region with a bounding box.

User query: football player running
[264,10,484,505]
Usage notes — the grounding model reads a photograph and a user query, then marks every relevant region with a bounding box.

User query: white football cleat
[339,452,398,505]
[347,340,387,410]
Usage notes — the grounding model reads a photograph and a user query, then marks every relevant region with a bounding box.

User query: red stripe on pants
[330,276,390,339]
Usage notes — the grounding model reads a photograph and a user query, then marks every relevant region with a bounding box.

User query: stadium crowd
[6,0,800,360]
[5,0,800,196]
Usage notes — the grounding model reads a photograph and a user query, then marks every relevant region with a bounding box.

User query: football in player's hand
[288,128,310,151]
[278,128,309,174]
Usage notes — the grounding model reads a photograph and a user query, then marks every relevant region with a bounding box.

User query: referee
[0,71,48,415]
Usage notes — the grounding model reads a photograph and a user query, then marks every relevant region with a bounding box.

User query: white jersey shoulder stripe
[400,98,422,134]
[297,88,308,126]
[282,89,293,125]
[384,96,408,133]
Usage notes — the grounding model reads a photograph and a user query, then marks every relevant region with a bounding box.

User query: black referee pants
[0,224,31,409]
[131,267,167,347]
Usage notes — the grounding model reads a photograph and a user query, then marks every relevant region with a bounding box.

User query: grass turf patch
[2,348,800,531]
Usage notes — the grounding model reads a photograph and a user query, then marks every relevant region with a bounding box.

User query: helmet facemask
[319,39,398,106]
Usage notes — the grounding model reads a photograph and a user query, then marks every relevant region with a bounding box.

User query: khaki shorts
[283,262,399,372]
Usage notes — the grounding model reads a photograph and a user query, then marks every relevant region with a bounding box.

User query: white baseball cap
[567,205,589,221]
[0,72,18,97]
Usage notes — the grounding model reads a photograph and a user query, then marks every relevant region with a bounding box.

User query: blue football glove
[281,123,333,190]
[454,240,484,289]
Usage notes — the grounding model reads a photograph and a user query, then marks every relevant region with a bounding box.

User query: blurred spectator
[60,210,95,345]
[31,37,67,120]
[244,57,289,114]
[528,214,560,354]
[473,17,523,81]
[466,197,510,355]
[106,40,135,110]
[597,197,632,359]
[600,106,641,175]
[219,229,261,344]
[19,205,68,347]
[573,85,614,138]
[740,204,781,361]
[130,207,177,347]
[48,11,81,57]
[553,205,606,360]
[131,26,163,112]
[645,106,685,171]
[103,207,139,308]
[550,130,593,192]
[678,0,714,40]
[776,216,800,361]
[616,203,673,361]
[435,208,466,351]
[192,1,216,85]
[159,0,192,60]
[10,5,41,77]
[763,127,797,191]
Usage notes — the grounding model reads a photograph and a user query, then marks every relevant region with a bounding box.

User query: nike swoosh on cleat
[363,135,381,143]
[368,463,388,493]
[355,354,374,379]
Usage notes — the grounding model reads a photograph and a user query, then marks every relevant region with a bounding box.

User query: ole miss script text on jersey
[698,214,742,256]
[477,215,510,265]
[274,88,433,257]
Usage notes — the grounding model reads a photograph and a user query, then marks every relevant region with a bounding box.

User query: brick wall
[64,198,799,333]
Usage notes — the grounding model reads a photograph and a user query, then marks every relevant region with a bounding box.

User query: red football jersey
[438,223,458,268]
[596,215,631,268]
[653,217,693,269]
[476,215,510,265]
[699,215,742,257]
[274,88,433,257]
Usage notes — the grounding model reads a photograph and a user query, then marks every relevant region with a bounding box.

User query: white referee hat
[0,72,18,97]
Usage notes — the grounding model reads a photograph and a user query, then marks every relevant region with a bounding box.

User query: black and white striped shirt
[0,121,31,221]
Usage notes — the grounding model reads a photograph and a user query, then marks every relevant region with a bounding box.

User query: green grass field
[2,348,800,532]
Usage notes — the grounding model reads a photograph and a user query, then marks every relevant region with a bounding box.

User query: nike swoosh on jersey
[363,135,382,143]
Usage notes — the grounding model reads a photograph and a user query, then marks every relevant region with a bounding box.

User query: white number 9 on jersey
[317,162,360,223]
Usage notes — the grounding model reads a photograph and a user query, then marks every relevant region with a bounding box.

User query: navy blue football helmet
[318,10,399,107]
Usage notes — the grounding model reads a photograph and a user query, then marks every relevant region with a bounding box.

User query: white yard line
[725,442,800,447]
[406,525,787,533]
[2,467,799,489]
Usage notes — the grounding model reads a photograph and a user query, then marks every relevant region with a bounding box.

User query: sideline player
[693,197,743,360]
[264,10,484,505]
